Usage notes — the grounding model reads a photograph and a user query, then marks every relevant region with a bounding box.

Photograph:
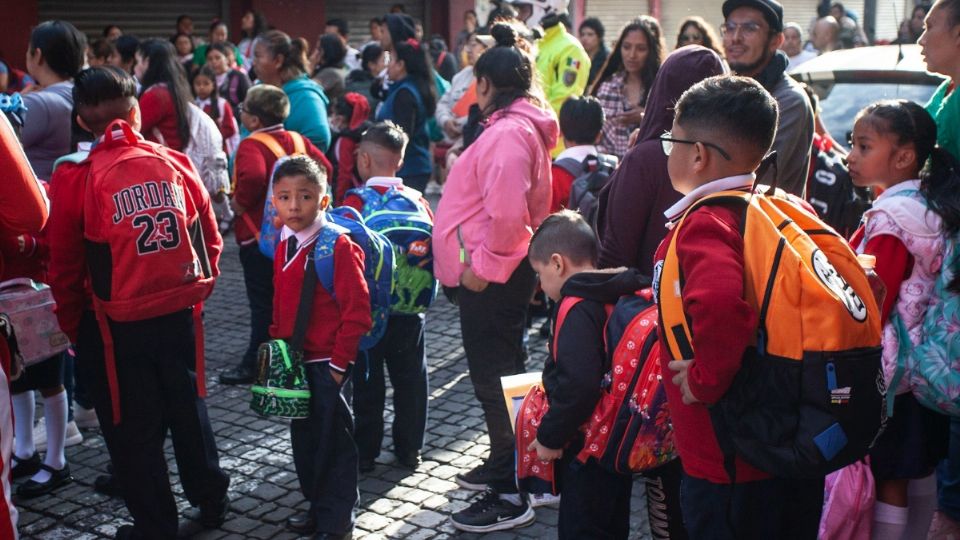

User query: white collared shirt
[554,144,598,164]
[364,176,405,189]
[280,213,327,267]
[664,173,756,223]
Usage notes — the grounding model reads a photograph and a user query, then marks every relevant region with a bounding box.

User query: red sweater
[140,85,185,152]
[269,230,371,372]
[654,203,768,484]
[550,163,576,214]
[849,227,914,325]
[232,127,331,244]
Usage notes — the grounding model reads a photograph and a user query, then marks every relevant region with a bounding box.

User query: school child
[193,65,239,155]
[45,65,229,539]
[328,93,372,205]
[219,85,331,386]
[527,210,643,538]
[205,42,251,122]
[550,96,605,213]
[653,75,822,539]
[846,99,956,540]
[342,121,430,472]
[268,156,371,537]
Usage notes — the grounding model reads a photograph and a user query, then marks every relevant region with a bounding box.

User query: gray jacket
[769,73,815,197]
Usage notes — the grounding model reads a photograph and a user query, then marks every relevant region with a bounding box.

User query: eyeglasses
[720,21,766,38]
[660,132,732,160]
[679,33,703,43]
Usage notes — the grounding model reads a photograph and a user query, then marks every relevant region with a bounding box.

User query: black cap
[722,0,784,33]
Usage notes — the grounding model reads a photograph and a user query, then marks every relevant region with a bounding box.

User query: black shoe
[114,524,137,539]
[455,461,494,491]
[358,458,376,473]
[286,512,317,534]
[184,494,229,528]
[450,489,536,533]
[311,532,352,540]
[219,365,256,385]
[11,453,40,480]
[94,472,123,497]
[16,464,73,498]
[396,450,421,470]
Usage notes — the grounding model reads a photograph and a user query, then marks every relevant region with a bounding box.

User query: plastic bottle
[857,254,887,309]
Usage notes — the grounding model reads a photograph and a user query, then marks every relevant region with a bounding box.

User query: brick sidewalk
[15,239,652,539]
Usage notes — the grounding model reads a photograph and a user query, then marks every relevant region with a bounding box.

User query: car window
[819,83,940,146]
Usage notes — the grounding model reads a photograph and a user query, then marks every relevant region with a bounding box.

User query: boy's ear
[320,192,331,210]
[127,102,142,133]
[76,114,92,134]
[550,252,564,273]
[691,142,708,174]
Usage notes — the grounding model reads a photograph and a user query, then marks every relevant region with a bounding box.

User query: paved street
[15,237,652,539]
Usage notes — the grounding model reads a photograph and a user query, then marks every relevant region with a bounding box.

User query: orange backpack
[658,189,885,479]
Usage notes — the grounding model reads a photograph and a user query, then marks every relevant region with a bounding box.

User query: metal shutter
[584,0,650,51]
[38,0,225,41]
[326,0,427,49]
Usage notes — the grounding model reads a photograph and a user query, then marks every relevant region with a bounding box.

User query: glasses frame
[720,21,767,38]
[660,132,732,161]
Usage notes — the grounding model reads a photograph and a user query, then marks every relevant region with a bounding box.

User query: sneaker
[73,404,100,429]
[930,510,960,540]
[455,462,495,491]
[34,419,82,452]
[528,492,561,508]
[450,489,536,533]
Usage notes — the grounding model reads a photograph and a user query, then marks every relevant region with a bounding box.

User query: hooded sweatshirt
[538,269,647,450]
[333,92,372,204]
[596,46,726,276]
[434,99,559,286]
[282,75,332,152]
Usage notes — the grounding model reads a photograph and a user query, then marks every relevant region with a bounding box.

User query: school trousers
[457,260,537,493]
[353,313,428,460]
[680,473,823,540]
[238,243,274,372]
[558,456,633,539]
[78,309,229,539]
[291,362,358,536]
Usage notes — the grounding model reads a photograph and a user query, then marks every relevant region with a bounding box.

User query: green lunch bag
[250,251,317,419]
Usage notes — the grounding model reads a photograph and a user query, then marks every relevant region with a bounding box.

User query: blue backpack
[317,206,394,350]
[345,185,438,314]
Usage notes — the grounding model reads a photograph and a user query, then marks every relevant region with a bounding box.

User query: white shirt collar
[555,145,598,163]
[365,176,404,189]
[253,123,285,134]
[664,173,755,223]
[280,213,328,254]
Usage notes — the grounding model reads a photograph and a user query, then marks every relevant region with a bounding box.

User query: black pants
[291,362,358,536]
[458,260,537,493]
[680,473,823,540]
[353,313,428,460]
[558,457,633,539]
[644,459,688,540]
[78,310,229,540]
[238,243,274,372]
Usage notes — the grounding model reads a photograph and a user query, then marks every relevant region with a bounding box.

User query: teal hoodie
[282,75,331,152]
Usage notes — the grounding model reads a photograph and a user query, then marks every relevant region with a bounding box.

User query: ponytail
[922,147,960,293]
[473,22,546,117]
[257,30,309,83]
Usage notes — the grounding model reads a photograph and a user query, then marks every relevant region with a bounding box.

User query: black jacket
[538,268,646,449]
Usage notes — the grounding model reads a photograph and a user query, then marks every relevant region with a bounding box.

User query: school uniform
[271,217,371,536]
[343,177,430,464]
[653,174,822,540]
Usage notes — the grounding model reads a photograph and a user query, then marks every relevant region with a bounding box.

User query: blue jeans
[938,417,960,521]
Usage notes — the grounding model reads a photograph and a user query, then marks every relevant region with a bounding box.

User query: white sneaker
[528,492,561,508]
[34,418,83,452]
[73,404,100,429]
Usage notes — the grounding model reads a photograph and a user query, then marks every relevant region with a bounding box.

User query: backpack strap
[247,131,288,158]
[313,222,350,299]
[552,297,614,360]
[554,157,583,178]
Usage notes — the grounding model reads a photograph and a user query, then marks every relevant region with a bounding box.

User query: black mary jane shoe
[16,463,73,498]
[10,452,40,480]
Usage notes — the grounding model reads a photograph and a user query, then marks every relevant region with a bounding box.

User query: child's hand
[460,267,489,293]
[230,198,245,215]
[527,439,563,462]
[329,368,344,385]
[668,360,701,405]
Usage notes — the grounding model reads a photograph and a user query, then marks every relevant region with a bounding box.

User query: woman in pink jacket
[434,23,558,533]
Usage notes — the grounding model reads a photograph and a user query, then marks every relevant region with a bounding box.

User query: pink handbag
[0,278,70,366]
[819,458,875,540]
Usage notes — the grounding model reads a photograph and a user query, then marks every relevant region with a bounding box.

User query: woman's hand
[443,119,463,138]
[616,107,645,126]
[460,266,489,293]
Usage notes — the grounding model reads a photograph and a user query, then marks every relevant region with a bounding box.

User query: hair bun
[490,23,518,47]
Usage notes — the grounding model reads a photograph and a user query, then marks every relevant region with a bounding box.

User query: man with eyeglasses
[721,0,815,197]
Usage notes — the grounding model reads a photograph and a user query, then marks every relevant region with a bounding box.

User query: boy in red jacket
[46,66,229,539]
[550,96,605,213]
[653,75,821,539]
[268,156,371,537]
[220,85,331,385]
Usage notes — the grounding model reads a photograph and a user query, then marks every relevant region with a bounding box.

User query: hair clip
[405,38,420,50]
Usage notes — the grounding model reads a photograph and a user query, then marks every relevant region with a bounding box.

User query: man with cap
[722,0,815,196]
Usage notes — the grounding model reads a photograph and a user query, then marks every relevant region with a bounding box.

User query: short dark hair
[73,66,138,134]
[29,20,87,79]
[529,210,599,265]
[273,155,328,189]
[88,38,117,62]
[578,17,605,40]
[326,18,350,37]
[938,0,960,26]
[361,121,409,154]
[559,96,604,145]
[675,75,778,164]
[114,35,139,64]
[361,43,383,72]
[102,24,121,37]
[243,85,289,126]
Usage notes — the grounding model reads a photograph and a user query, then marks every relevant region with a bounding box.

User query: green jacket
[536,24,591,115]
[927,80,960,162]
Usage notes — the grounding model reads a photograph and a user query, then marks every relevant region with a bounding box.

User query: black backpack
[805,136,873,238]
[556,153,619,231]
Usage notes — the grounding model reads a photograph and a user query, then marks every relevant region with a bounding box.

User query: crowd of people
[0,0,958,539]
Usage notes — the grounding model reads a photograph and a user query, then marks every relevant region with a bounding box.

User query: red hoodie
[333,92,372,205]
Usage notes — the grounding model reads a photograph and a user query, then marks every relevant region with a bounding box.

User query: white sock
[499,493,523,506]
[904,474,938,540]
[12,391,35,459]
[31,391,68,483]
[874,501,909,540]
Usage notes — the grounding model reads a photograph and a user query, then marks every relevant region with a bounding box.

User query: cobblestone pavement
[15,238,652,539]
